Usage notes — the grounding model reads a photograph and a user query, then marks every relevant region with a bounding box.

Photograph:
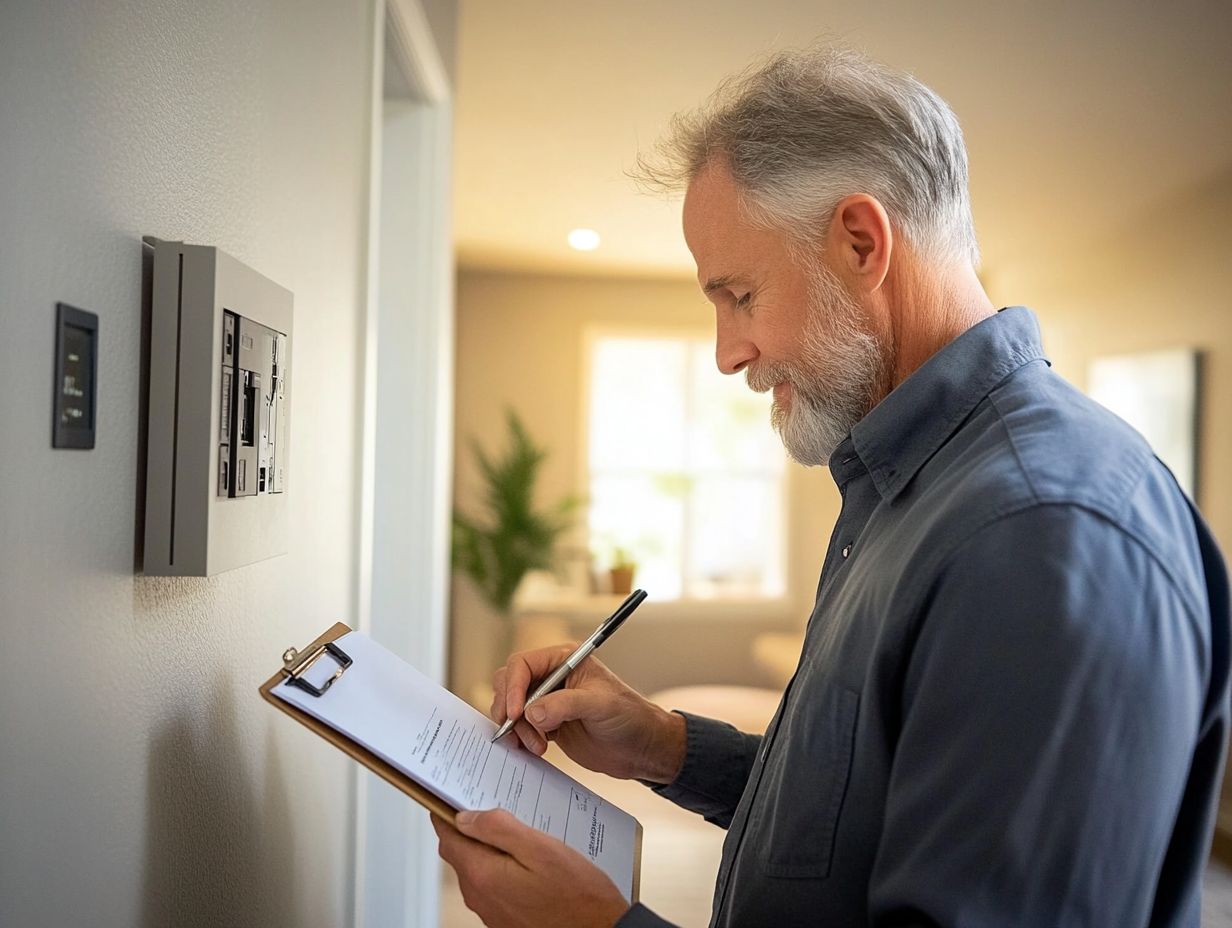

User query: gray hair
[636,45,980,267]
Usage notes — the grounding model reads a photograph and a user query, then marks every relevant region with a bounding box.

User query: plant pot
[609,567,634,596]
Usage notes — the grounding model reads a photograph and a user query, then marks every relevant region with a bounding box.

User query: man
[434,46,1230,927]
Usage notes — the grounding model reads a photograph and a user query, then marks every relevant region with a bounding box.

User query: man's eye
[735,293,753,309]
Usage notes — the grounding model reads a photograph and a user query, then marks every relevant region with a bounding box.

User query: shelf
[511,591,794,624]
[511,592,629,618]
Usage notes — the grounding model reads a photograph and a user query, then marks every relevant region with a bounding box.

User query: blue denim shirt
[619,307,1230,928]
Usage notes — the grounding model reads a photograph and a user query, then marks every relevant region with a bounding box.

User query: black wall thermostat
[53,302,98,449]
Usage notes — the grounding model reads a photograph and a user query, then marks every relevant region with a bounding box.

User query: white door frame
[354,1,454,925]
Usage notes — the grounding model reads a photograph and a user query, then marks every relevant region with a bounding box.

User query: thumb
[454,808,547,860]
[525,687,607,733]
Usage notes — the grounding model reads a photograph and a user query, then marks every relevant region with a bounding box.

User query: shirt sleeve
[648,711,763,828]
[614,713,763,928]
[868,504,1210,928]
[614,902,681,928]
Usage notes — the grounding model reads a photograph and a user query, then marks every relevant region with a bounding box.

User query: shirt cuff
[647,710,762,827]
[615,902,680,928]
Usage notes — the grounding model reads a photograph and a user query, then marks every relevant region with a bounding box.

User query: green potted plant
[608,546,636,596]
[452,410,577,650]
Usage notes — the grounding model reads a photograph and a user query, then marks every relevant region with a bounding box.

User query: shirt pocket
[747,681,860,879]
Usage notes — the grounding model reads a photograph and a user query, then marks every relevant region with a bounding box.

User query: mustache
[746,359,794,394]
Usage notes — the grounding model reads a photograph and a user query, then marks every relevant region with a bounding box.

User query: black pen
[491,589,648,742]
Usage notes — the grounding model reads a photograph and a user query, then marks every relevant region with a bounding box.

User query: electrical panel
[218,310,288,499]
[143,240,293,576]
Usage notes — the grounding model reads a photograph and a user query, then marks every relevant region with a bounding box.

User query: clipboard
[260,622,643,901]
[259,622,458,821]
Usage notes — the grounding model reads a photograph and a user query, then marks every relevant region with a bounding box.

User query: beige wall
[450,270,841,703]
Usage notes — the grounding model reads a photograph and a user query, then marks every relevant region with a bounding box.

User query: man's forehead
[683,163,739,232]
[683,162,747,289]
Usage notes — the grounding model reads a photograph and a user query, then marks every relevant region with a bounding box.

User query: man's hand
[433,809,630,928]
[491,645,686,783]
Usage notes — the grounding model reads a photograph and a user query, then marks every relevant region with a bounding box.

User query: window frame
[579,324,793,613]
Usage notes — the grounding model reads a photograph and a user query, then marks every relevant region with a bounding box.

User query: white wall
[0,2,376,925]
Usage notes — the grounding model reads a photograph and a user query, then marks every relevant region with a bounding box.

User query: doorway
[354,1,454,925]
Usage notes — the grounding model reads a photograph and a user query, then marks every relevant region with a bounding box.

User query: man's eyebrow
[702,274,746,295]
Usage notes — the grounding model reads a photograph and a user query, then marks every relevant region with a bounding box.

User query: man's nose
[714,309,757,375]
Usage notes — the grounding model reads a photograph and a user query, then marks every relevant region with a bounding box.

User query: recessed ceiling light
[568,228,601,251]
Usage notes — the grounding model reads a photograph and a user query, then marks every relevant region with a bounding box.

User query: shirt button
[842,544,852,558]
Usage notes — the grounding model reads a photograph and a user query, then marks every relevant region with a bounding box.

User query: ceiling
[453,1,1232,281]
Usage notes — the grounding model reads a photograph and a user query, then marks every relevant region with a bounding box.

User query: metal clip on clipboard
[280,640,352,696]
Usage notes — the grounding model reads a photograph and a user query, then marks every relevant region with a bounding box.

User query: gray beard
[747,263,886,467]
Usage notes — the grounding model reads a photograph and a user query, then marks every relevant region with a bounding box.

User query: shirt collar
[836,306,1050,502]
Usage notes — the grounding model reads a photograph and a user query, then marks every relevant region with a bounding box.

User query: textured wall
[0,2,374,926]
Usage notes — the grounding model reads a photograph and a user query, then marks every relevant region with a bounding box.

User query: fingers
[524,687,606,734]
[497,643,576,726]
[508,688,608,755]
[453,809,553,864]
[513,718,547,755]
[433,812,530,915]
[432,813,500,868]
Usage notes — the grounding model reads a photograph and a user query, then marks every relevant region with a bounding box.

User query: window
[586,332,787,601]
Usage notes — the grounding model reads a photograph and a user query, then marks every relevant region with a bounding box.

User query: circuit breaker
[143,240,293,576]
[219,310,288,499]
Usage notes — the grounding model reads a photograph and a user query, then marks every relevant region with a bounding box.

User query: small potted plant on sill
[608,547,636,596]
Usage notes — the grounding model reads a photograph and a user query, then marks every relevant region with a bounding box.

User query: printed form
[273,630,639,900]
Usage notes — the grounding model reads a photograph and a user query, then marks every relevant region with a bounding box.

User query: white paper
[272,631,638,900]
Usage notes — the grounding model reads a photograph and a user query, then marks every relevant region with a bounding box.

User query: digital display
[52,303,98,450]
[60,325,93,430]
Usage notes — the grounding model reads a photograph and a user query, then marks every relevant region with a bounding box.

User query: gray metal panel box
[144,241,293,576]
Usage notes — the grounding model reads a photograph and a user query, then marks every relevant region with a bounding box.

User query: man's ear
[827,194,892,293]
